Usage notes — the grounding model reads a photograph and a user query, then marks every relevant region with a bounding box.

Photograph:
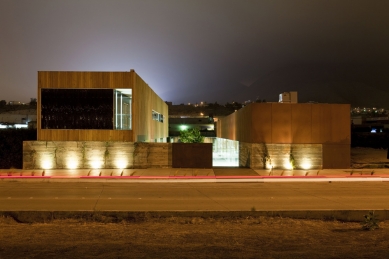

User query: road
[0,181,388,211]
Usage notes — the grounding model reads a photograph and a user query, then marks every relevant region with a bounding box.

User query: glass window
[114,89,132,130]
[41,88,132,130]
[41,89,113,129]
[152,110,164,123]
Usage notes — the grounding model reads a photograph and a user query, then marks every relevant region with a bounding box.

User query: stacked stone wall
[239,142,322,169]
[23,141,171,169]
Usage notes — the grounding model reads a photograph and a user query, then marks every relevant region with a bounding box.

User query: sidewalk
[1,167,389,182]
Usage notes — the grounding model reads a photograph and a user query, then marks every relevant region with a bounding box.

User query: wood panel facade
[37,70,168,142]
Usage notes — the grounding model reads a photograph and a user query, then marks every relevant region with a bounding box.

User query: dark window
[41,89,113,129]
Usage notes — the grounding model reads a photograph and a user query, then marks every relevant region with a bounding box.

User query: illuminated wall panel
[251,103,272,143]
[271,103,292,143]
[23,141,172,169]
[291,103,312,143]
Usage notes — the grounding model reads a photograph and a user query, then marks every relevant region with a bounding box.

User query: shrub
[361,211,379,231]
[179,128,204,143]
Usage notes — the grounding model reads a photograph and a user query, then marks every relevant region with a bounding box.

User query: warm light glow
[266,162,273,169]
[284,161,293,170]
[90,160,103,169]
[41,158,53,170]
[67,160,78,170]
[115,158,128,169]
[300,159,312,170]
[66,152,79,169]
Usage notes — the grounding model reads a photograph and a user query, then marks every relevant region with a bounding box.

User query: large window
[41,89,132,130]
[114,89,132,130]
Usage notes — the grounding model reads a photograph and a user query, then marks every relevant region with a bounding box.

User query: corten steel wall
[37,71,168,142]
[172,143,213,168]
[217,103,350,168]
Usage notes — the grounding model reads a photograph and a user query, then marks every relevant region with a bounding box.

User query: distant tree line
[0,129,36,169]
[352,132,389,149]
[0,98,36,109]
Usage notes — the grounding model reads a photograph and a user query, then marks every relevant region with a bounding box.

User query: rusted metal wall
[172,143,212,168]
[217,102,350,168]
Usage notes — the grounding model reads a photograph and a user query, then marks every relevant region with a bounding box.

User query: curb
[1,210,388,223]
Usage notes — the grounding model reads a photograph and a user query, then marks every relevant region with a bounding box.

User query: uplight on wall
[90,159,103,169]
[300,159,312,170]
[115,158,128,169]
[66,152,79,169]
[266,162,273,169]
[284,161,293,170]
[41,156,53,170]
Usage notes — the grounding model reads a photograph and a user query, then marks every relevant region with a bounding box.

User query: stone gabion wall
[23,141,172,170]
[239,142,322,169]
[133,142,172,169]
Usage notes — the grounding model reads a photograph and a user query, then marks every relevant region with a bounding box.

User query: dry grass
[1,216,388,259]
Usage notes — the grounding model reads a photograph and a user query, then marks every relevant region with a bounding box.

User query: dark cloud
[0,0,388,107]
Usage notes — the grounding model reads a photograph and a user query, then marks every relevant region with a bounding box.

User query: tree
[179,128,204,143]
[29,98,37,107]
[0,100,6,107]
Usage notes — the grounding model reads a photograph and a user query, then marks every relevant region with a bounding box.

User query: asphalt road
[0,181,388,211]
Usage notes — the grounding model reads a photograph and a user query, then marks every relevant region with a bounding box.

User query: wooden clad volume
[37,71,168,142]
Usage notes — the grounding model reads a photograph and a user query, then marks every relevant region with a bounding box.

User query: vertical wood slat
[37,71,168,142]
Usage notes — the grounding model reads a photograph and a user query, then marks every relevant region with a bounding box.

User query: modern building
[23,70,168,170]
[216,102,350,169]
[37,70,167,142]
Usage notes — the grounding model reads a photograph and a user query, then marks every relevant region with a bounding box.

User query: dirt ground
[1,147,388,258]
[0,216,388,259]
[351,147,389,168]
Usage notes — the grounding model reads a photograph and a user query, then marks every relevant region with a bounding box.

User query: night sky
[1,1,388,108]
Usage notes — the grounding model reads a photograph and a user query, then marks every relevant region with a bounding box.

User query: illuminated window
[152,110,164,122]
[114,89,132,130]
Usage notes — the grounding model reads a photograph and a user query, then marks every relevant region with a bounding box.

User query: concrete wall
[23,141,171,170]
